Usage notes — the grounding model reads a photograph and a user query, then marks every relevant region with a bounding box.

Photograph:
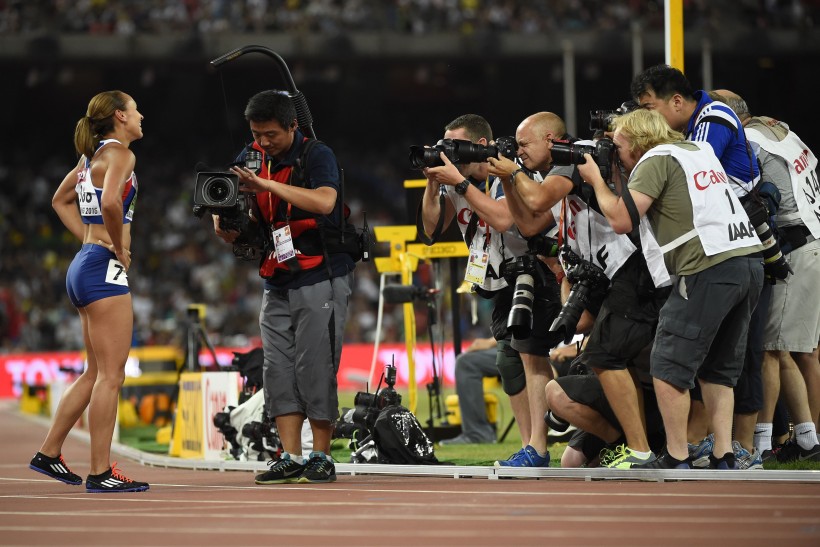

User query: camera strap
[416,186,447,245]
[612,164,642,250]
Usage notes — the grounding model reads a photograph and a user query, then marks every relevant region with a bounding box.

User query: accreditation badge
[464,245,489,285]
[273,225,296,262]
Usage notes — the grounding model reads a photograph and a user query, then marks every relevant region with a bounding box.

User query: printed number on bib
[105,259,129,286]
[803,170,820,223]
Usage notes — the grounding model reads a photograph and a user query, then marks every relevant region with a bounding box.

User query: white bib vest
[552,194,670,288]
[746,127,820,239]
[445,177,528,291]
[636,142,761,256]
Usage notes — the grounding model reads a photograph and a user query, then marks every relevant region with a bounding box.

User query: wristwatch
[454,179,470,195]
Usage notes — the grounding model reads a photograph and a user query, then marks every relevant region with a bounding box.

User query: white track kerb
[25,410,820,483]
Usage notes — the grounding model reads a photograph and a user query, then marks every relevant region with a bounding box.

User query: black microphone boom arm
[210,45,316,139]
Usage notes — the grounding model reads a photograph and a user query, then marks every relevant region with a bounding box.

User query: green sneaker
[603,445,656,469]
[598,445,620,467]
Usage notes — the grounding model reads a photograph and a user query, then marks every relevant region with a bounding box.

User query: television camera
[193,149,270,261]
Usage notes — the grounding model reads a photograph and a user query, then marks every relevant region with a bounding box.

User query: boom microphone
[382,285,440,304]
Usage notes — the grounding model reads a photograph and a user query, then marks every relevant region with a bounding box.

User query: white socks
[794,422,818,450]
[754,423,773,452]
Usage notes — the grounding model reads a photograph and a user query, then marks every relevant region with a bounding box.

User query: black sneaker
[86,463,149,493]
[29,452,82,485]
[634,450,693,469]
[297,451,337,484]
[709,451,738,470]
[776,440,820,462]
[255,453,306,484]
[761,442,784,463]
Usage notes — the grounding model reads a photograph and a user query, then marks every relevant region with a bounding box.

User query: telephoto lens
[741,198,792,280]
[507,274,535,338]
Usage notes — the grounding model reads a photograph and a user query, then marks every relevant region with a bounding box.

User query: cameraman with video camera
[211,90,354,485]
[418,114,562,466]
[488,111,672,469]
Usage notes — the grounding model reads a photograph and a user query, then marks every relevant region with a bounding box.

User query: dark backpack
[372,405,439,465]
[290,139,372,263]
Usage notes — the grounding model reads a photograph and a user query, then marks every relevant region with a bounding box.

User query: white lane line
[0,520,816,541]
[0,509,818,523]
[2,479,820,499]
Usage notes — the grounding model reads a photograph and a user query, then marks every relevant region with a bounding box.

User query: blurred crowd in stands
[1,0,817,36]
[1,0,816,353]
[0,145,458,353]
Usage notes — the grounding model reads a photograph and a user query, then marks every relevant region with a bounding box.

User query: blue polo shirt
[686,90,759,191]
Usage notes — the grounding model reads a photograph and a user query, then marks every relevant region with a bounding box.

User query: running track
[2,402,819,546]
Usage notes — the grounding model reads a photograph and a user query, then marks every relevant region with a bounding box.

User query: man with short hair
[488,112,670,469]
[213,90,355,484]
[631,65,775,467]
[714,90,820,464]
[420,114,540,460]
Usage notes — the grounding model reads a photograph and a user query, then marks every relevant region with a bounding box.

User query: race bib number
[800,170,820,225]
[273,225,295,262]
[105,259,129,286]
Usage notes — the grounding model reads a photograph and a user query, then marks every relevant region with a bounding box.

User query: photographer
[581,108,764,469]
[714,90,820,464]
[212,90,354,485]
[488,111,672,468]
[545,346,666,468]
[631,67,784,467]
[419,114,561,466]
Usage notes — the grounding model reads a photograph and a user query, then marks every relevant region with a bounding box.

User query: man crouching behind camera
[419,114,564,466]
[212,90,354,485]
[487,111,672,469]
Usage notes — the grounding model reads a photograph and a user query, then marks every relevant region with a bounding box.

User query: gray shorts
[651,256,764,389]
[763,238,820,353]
[260,272,353,423]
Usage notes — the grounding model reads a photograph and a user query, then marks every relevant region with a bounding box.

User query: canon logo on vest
[457,206,486,227]
[794,148,811,174]
[693,169,729,191]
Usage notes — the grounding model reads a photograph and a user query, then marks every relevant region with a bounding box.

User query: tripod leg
[498,417,516,443]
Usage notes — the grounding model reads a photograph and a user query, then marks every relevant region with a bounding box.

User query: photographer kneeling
[488,111,672,469]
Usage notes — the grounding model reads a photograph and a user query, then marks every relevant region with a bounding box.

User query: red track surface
[2,403,820,546]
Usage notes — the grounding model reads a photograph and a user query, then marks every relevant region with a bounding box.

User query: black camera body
[589,100,638,132]
[337,363,402,437]
[409,136,517,169]
[550,247,609,344]
[551,138,617,181]
[193,151,270,261]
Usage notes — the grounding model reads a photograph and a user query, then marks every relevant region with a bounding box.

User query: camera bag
[372,404,439,465]
[290,139,372,263]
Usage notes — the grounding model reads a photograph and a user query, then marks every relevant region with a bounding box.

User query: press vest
[745,126,820,239]
[636,142,761,256]
[551,140,670,288]
[444,176,528,292]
